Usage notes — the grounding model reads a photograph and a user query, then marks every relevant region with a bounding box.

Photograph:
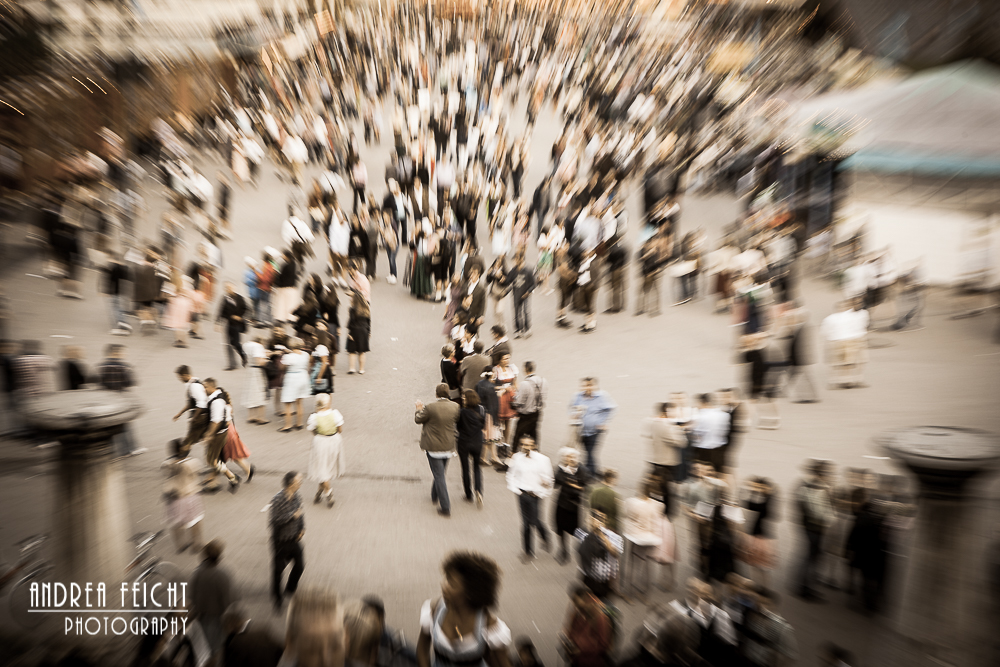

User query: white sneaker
[119,322,133,331]
[387,275,397,284]
[111,328,128,336]
[130,448,148,456]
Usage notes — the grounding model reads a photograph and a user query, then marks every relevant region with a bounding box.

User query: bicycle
[4,534,54,630]
[127,530,184,609]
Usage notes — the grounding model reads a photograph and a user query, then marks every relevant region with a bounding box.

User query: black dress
[346,309,370,353]
[553,465,590,536]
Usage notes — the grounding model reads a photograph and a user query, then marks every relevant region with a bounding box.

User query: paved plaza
[1,95,999,666]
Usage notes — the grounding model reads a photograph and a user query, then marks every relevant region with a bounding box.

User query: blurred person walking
[218,282,249,371]
[163,439,204,553]
[553,448,590,565]
[307,393,345,508]
[794,460,835,603]
[506,435,554,563]
[189,540,234,662]
[98,343,146,457]
[417,551,513,667]
[457,389,486,508]
[568,377,616,477]
[416,384,461,517]
[269,472,306,612]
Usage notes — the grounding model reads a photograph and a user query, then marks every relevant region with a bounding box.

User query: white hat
[264,246,279,257]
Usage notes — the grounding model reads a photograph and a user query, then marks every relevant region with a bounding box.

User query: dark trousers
[226,326,246,368]
[610,268,626,311]
[798,527,825,596]
[512,411,540,452]
[183,411,210,450]
[463,216,477,246]
[457,440,483,498]
[352,185,366,213]
[271,540,304,604]
[427,453,451,513]
[581,432,601,477]
[519,493,548,555]
[513,296,531,333]
[650,463,675,516]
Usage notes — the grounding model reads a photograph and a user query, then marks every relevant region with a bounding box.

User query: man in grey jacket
[415,384,461,517]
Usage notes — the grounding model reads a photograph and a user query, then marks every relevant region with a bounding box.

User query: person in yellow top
[306,393,345,508]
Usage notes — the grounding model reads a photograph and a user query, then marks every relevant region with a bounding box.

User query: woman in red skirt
[220,391,255,483]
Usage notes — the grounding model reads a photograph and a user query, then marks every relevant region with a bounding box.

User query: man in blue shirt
[569,377,617,476]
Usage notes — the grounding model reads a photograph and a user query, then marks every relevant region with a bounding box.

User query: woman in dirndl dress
[220,394,254,482]
[307,393,344,508]
[737,477,778,587]
[492,354,518,449]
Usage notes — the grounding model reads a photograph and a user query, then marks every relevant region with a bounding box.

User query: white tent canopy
[788,60,1000,176]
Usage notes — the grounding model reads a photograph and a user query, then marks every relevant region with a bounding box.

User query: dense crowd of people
[3,2,985,667]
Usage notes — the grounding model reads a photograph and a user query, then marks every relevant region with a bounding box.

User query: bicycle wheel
[135,561,183,608]
[9,568,53,630]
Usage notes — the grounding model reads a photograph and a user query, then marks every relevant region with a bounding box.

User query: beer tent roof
[789,60,1000,177]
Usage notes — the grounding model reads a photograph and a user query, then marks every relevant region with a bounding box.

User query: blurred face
[294,615,347,667]
[289,474,303,494]
[562,451,579,467]
[500,353,510,367]
[582,380,594,396]
[441,569,464,608]
[521,438,536,453]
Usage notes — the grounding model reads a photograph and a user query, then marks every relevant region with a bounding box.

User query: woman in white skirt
[242,336,270,424]
[307,393,344,508]
[279,338,311,432]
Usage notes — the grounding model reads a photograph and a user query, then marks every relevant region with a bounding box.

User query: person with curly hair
[417,551,512,667]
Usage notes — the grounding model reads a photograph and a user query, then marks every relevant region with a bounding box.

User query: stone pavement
[1,93,999,666]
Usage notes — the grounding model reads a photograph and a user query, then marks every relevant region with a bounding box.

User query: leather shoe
[437,509,451,517]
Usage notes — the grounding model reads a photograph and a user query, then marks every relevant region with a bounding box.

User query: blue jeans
[386,245,398,277]
[109,294,126,328]
[113,424,138,457]
[581,432,601,477]
[427,454,451,513]
[256,292,272,325]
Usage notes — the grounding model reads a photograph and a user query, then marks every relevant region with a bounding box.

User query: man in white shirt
[201,377,239,493]
[506,436,554,563]
[282,207,315,261]
[174,365,209,453]
[693,393,731,472]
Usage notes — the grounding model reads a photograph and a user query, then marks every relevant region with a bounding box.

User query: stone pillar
[23,389,144,587]
[874,426,1000,667]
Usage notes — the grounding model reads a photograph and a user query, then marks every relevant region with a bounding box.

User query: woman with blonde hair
[307,393,344,507]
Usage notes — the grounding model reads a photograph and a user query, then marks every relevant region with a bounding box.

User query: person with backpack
[174,365,209,452]
[794,459,835,602]
[201,378,240,493]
